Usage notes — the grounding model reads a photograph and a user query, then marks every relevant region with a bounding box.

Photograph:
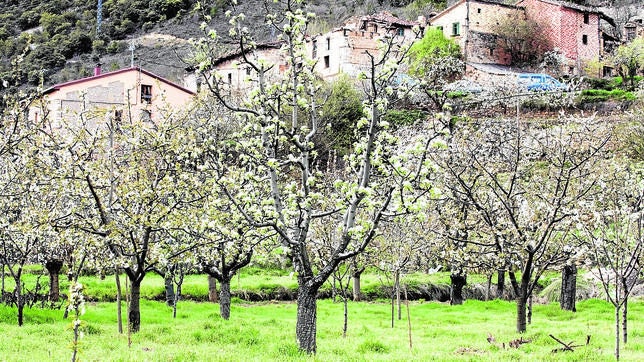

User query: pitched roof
[44,67,195,95]
[516,0,615,26]
[430,0,521,23]
[212,41,284,67]
[364,11,418,28]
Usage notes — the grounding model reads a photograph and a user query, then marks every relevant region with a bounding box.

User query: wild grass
[1,298,642,361]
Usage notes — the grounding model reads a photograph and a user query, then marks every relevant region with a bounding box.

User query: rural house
[307,11,425,78]
[624,16,644,42]
[209,12,425,89]
[428,0,520,65]
[32,66,195,127]
[516,0,614,73]
[210,41,285,95]
[429,0,615,74]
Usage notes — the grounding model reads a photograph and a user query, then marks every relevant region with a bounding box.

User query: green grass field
[1,298,642,361]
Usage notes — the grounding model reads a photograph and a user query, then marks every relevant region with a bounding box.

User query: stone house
[624,16,644,42]
[516,0,613,73]
[209,12,424,89]
[428,0,520,65]
[33,66,195,127]
[307,12,424,79]
[429,0,615,74]
[210,41,285,95]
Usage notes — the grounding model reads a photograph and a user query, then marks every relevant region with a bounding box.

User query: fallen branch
[549,334,584,353]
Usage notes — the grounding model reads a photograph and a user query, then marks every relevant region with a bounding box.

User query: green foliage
[0,0,197,86]
[612,37,644,90]
[383,109,427,128]
[317,75,365,157]
[584,76,642,91]
[579,89,636,103]
[407,27,460,77]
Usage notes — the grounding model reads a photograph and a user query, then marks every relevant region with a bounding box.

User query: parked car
[517,73,569,92]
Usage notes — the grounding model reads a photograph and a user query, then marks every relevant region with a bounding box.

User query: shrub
[383,109,427,128]
[579,89,636,103]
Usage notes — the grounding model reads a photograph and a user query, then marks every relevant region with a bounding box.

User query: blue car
[518,73,569,92]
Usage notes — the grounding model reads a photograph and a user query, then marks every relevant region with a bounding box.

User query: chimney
[94,63,102,76]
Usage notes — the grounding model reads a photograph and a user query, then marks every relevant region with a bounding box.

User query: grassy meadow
[1,297,643,361]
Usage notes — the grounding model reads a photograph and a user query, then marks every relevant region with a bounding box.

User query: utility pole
[97,0,103,34]
[129,44,136,68]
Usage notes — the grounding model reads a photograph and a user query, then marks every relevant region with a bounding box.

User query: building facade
[429,0,614,74]
[516,0,607,73]
[307,12,424,79]
[429,0,520,65]
[33,66,195,128]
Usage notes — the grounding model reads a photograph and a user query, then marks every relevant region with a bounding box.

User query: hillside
[0,0,446,91]
[0,0,641,92]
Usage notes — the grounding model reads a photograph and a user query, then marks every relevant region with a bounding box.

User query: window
[582,34,588,45]
[324,55,330,69]
[246,67,251,76]
[489,48,494,56]
[452,22,460,36]
[583,13,589,24]
[227,73,232,84]
[396,28,404,36]
[477,8,481,13]
[114,110,122,123]
[140,85,152,104]
[312,39,317,58]
[326,37,330,50]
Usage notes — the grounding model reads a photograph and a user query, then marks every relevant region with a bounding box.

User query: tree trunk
[352,266,363,301]
[15,277,23,326]
[450,272,466,305]
[559,264,577,312]
[208,275,218,303]
[496,269,505,299]
[296,283,319,354]
[164,275,175,307]
[622,297,628,344]
[219,278,232,320]
[128,280,141,333]
[516,295,527,333]
[485,274,492,301]
[45,259,63,302]
[395,270,401,320]
[615,305,621,361]
[115,271,123,334]
[342,295,348,338]
[527,294,533,324]
[509,271,520,297]
[516,252,534,333]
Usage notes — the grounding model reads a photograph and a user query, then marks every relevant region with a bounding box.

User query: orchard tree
[440,116,608,333]
[375,217,429,321]
[612,37,644,90]
[194,0,436,353]
[580,161,644,361]
[0,88,65,324]
[52,103,202,333]
[491,16,551,66]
